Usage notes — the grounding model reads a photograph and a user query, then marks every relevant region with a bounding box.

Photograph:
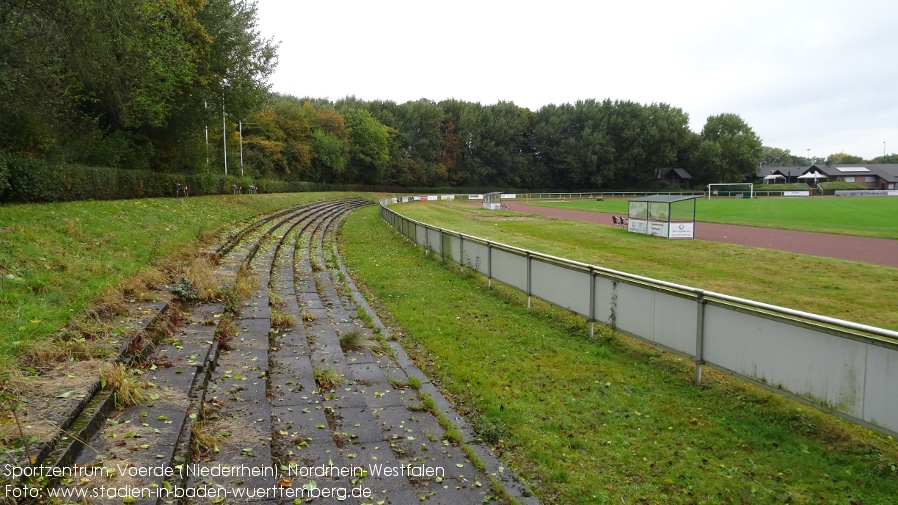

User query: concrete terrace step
[43,198,536,505]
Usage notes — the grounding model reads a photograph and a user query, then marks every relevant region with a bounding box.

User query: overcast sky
[255,0,898,161]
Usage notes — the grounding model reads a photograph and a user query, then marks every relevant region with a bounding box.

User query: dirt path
[505,201,898,268]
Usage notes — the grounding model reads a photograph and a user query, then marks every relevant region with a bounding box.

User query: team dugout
[627,195,698,239]
[483,191,503,210]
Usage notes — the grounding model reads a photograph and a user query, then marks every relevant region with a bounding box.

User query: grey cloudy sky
[255,0,898,161]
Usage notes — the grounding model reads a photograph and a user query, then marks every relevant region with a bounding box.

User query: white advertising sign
[648,221,669,238]
[668,222,694,239]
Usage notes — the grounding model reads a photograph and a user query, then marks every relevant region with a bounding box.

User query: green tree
[395,99,445,185]
[455,101,534,188]
[341,108,392,185]
[826,152,865,164]
[310,130,348,186]
[761,146,806,167]
[691,113,763,183]
[0,0,277,172]
[360,99,421,186]
[198,0,278,115]
[533,100,614,189]
[0,0,210,164]
[871,154,898,164]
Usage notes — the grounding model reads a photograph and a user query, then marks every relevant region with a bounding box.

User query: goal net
[707,183,753,199]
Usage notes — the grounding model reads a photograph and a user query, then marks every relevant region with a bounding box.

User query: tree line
[205,95,770,190]
[762,147,898,167]
[3,0,781,194]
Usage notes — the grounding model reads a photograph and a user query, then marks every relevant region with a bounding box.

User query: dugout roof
[628,195,700,204]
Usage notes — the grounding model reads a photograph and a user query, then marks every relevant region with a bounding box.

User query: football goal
[707,183,753,199]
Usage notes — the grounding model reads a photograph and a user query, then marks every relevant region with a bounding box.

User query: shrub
[818,181,869,195]
[0,150,10,197]
[0,153,326,203]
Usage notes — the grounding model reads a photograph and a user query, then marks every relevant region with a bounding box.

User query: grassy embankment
[524,197,898,239]
[393,201,898,331]
[340,204,898,504]
[0,192,359,370]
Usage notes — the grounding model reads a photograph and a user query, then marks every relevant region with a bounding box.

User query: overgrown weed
[235,263,256,299]
[183,256,217,301]
[338,328,390,355]
[270,310,295,329]
[100,362,146,409]
[313,367,344,390]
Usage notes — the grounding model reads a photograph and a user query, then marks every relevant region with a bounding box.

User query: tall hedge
[0,153,580,204]
[0,151,10,197]
[0,154,324,203]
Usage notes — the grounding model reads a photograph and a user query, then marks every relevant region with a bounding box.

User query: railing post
[526,252,532,309]
[694,290,706,385]
[589,267,596,338]
[487,241,492,288]
[459,233,464,271]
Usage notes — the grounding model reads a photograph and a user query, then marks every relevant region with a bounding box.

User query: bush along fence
[0,154,574,204]
[0,154,324,203]
[379,197,898,437]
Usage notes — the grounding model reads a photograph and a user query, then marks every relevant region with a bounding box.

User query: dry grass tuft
[268,291,286,309]
[339,328,390,355]
[121,269,167,301]
[89,286,129,318]
[20,337,100,370]
[190,423,219,459]
[235,263,257,299]
[215,314,238,351]
[270,310,295,329]
[184,257,218,301]
[100,363,146,409]
[313,367,344,390]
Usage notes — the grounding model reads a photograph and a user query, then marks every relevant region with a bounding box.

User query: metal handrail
[380,197,898,344]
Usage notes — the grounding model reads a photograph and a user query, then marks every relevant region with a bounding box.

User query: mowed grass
[0,192,359,369]
[395,201,898,331]
[340,206,898,505]
[524,197,898,238]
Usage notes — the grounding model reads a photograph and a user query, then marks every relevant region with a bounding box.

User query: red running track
[501,201,898,268]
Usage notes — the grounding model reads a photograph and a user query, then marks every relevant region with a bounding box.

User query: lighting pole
[239,121,258,177]
[806,149,810,165]
[204,101,209,173]
[222,92,228,176]
[884,141,887,158]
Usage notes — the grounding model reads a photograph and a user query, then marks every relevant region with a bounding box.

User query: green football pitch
[523,197,898,239]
